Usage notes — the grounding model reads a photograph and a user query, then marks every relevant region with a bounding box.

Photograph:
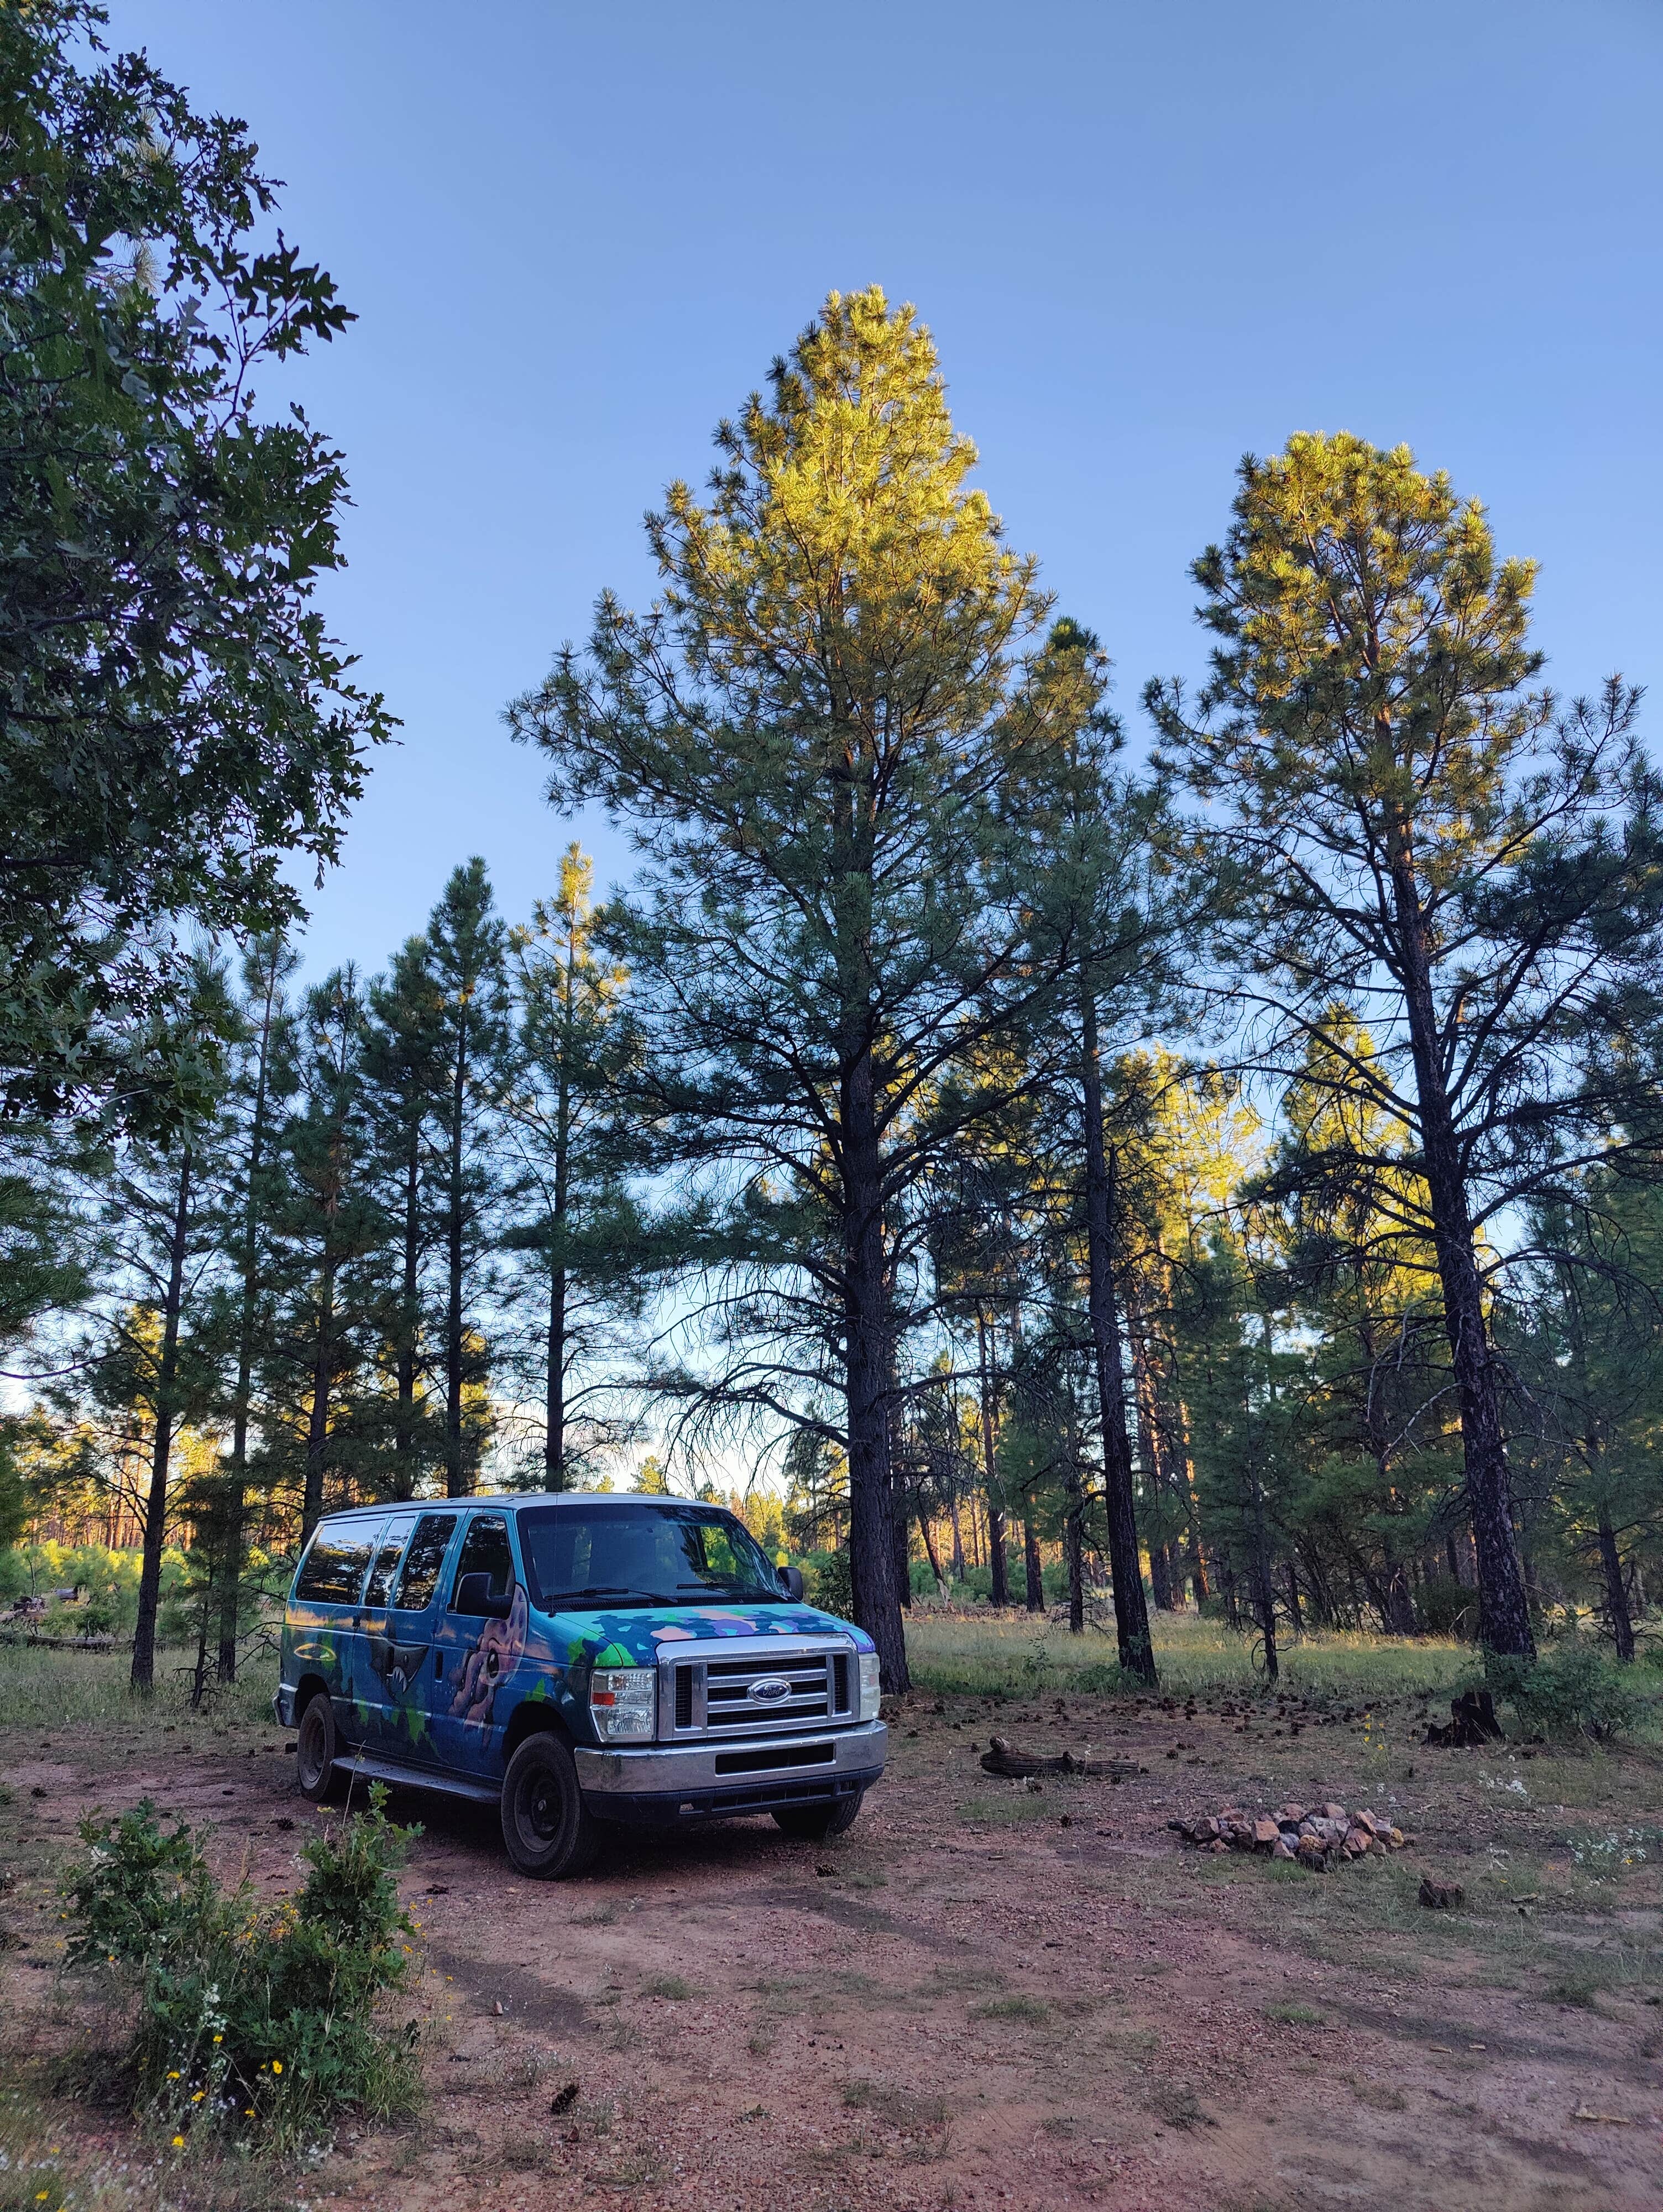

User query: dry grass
[905,1608,1482,1703]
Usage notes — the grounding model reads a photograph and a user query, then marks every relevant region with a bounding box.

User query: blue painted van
[275,1494,886,1877]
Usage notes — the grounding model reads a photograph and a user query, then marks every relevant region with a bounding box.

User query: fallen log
[980,1735,1146,1781]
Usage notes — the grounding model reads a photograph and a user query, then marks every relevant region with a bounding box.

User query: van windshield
[517,1503,781,1610]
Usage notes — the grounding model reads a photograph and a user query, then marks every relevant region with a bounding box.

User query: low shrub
[62,1783,421,2149]
[1417,1580,1477,1639]
[1486,1641,1641,1743]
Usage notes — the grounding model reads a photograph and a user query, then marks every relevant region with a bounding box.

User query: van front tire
[296,1694,339,1802]
[501,1733,601,1880]
[773,1790,864,1841]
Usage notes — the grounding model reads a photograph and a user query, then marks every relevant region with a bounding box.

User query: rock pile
[1168,1801,1410,1870]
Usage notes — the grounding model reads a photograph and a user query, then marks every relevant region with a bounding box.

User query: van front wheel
[773,1790,863,1841]
[295,1694,338,1802]
[501,1733,601,1880]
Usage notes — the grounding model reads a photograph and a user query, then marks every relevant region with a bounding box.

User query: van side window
[393,1514,457,1613]
[451,1515,513,1612]
[364,1521,412,1608]
[295,1528,375,1605]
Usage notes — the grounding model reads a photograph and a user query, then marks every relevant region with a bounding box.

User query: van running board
[333,1753,500,1806]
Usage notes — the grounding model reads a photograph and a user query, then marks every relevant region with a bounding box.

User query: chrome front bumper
[574,1718,887,1799]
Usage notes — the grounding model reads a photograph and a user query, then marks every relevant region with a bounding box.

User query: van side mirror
[455,1573,514,1619]
[777,1565,805,1600]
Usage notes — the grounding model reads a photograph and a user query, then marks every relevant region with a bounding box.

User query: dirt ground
[3,1677,1661,2212]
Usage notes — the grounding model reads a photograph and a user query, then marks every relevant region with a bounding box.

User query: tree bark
[444,997,470,1497]
[1597,1504,1635,1663]
[1127,1276,1176,1611]
[976,1307,1009,1607]
[1022,1504,1044,1613]
[132,1145,192,1692]
[545,1016,572,1489]
[395,1108,422,1496]
[1385,817,1534,1657]
[1080,994,1157,1684]
[842,1046,908,1691]
[219,967,279,1681]
[302,1250,336,1541]
[1065,1462,1085,1632]
[918,1512,948,1600]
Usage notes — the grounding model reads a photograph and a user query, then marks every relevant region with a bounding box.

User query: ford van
[274,1494,887,1877]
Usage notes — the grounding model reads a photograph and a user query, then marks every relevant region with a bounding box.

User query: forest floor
[2,1623,1661,2212]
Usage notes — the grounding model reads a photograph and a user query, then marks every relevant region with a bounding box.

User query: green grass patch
[0,1641,279,1734]
[1265,2001,1325,2025]
[970,1993,1052,2023]
[907,1609,1478,1703]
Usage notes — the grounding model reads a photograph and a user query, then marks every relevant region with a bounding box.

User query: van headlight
[858,1652,882,1721]
[590,1667,656,1743]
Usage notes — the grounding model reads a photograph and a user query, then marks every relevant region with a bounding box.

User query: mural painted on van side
[449,1585,530,1728]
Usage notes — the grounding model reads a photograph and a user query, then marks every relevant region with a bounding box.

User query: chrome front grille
[658,1636,855,1741]
[707,1653,829,1731]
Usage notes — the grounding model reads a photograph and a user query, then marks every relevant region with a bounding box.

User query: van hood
[548,1601,872,1671]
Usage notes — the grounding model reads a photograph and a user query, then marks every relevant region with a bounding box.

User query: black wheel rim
[519,1770,563,1845]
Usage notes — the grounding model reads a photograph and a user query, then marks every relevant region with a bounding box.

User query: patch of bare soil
[3,1684,1661,2211]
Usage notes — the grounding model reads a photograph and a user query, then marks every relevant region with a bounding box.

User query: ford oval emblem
[747,1675,792,1705]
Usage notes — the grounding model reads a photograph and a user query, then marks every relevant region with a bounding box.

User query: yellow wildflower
[171,2135,185,2147]
[271,2059,283,2075]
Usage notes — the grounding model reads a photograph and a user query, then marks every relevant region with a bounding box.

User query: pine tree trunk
[1065,1464,1085,1632]
[976,1308,1009,1606]
[1597,1504,1635,1663]
[842,1048,908,1691]
[950,1500,965,1581]
[545,1041,572,1490]
[132,1146,192,1692]
[219,978,278,1681]
[302,1255,336,1541]
[1080,995,1157,1684]
[395,1112,421,1495]
[1148,1536,1172,1612]
[1387,828,1534,1658]
[445,1002,470,1496]
[1022,1506,1044,1613]
[1127,1276,1176,1611]
[545,1262,567,1490]
[918,1513,948,1600]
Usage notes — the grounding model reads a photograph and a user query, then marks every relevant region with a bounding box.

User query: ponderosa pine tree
[363,937,445,1495]
[268,968,383,1538]
[1148,433,1663,1658]
[88,957,237,1688]
[504,844,642,1490]
[1022,620,1176,1682]
[209,935,297,1679]
[511,290,1082,1689]
[423,862,512,1498]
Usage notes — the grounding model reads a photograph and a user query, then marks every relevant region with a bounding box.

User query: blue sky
[107,0,1663,980]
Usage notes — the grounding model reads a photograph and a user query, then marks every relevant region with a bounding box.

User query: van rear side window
[364,1522,412,1607]
[393,1514,457,1613]
[295,1530,375,1605]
